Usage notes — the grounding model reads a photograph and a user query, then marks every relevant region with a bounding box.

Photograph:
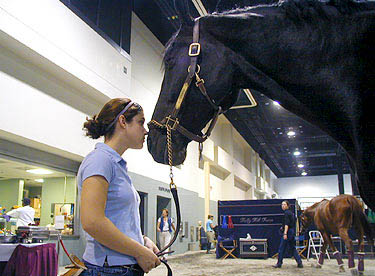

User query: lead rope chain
[166,125,176,188]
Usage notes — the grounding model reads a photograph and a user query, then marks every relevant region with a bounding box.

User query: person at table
[6,198,35,227]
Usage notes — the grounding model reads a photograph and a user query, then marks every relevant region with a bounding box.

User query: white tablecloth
[0,243,45,261]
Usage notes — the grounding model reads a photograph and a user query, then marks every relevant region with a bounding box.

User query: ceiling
[0,158,70,187]
[134,0,350,178]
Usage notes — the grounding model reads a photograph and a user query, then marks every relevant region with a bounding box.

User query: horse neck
[202,7,373,89]
[305,200,324,217]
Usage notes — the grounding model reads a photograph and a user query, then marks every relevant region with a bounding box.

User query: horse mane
[163,0,374,68]
[304,199,329,216]
[217,0,375,18]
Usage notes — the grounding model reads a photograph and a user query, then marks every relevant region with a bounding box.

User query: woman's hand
[283,233,288,240]
[144,236,160,254]
[135,246,161,273]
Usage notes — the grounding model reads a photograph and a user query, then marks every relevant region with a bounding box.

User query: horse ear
[174,0,195,26]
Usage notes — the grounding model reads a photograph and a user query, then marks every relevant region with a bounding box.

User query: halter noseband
[148,19,223,145]
[147,19,223,276]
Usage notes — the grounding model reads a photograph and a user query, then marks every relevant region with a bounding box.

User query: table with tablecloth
[0,243,58,276]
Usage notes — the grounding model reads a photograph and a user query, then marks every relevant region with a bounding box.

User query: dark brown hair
[83,98,143,139]
[282,200,290,208]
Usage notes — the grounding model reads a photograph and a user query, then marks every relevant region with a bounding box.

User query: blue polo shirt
[77,143,143,266]
[206,219,213,231]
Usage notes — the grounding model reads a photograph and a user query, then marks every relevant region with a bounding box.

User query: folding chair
[295,234,308,259]
[307,230,330,261]
[219,239,238,259]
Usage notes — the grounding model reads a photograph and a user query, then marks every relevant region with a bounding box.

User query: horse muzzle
[147,129,187,166]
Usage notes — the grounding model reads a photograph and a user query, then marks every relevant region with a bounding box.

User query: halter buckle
[195,76,204,87]
[165,116,179,130]
[188,43,201,56]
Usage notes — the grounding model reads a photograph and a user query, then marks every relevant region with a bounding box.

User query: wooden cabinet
[30,198,41,219]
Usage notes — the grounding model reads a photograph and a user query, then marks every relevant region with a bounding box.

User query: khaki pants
[159,231,172,254]
[206,231,215,243]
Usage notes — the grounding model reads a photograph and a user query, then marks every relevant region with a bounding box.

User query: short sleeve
[158,218,161,223]
[80,153,114,184]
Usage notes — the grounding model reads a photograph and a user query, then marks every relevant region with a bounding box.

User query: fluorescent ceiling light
[293,151,301,156]
[297,164,304,168]
[26,169,53,175]
[35,179,44,183]
[287,131,296,136]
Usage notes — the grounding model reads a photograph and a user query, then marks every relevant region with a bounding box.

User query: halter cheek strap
[148,19,223,144]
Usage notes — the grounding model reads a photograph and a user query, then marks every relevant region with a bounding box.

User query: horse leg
[324,233,345,272]
[356,227,365,275]
[313,233,328,268]
[339,229,358,276]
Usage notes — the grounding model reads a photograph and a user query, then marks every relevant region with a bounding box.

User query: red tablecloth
[2,243,57,276]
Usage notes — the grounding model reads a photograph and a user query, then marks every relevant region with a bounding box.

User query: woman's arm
[156,219,161,232]
[172,222,176,232]
[81,175,160,272]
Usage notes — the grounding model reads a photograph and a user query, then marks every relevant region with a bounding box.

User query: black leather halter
[147,19,223,276]
[148,19,223,144]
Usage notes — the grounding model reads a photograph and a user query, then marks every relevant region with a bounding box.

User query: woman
[206,215,216,254]
[78,98,160,276]
[156,209,176,260]
[273,200,303,269]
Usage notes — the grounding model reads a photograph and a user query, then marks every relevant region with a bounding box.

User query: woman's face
[162,210,168,217]
[281,202,289,210]
[123,111,148,149]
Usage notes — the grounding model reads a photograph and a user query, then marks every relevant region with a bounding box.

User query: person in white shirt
[6,198,35,227]
[157,209,176,260]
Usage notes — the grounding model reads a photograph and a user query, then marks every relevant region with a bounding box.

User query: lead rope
[155,124,180,276]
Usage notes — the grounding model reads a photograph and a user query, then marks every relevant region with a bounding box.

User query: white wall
[274,174,353,208]
[0,1,277,205]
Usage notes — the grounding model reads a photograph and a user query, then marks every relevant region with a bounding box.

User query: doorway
[156,196,171,247]
[138,191,147,234]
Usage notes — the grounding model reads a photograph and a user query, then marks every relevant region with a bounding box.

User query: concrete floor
[58,251,375,276]
[148,251,375,276]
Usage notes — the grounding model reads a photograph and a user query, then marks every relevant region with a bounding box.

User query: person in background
[79,98,160,276]
[156,208,176,260]
[6,198,35,227]
[198,220,207,250]
[206,215,216,254]
[273,200,303,268]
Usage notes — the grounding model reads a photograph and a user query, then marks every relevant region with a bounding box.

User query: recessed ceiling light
[298,164,304,168]
[35,179,44,183]
[293,151,301,156]
[26,169,53,175]
[273,101,280,106]
[301,172,307,176]
[287,131,296,136]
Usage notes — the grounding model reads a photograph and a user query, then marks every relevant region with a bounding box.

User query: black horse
[147,0,375,210]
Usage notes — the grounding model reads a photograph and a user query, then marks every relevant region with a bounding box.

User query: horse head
[147,0,375,211]
[147,20,241,165]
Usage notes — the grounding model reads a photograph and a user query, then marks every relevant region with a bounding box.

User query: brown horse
[300,194,374,275]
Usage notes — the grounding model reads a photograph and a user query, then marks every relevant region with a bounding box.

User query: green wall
[40,177,76,226]
[0,179,22,211]
[27,186,42,198]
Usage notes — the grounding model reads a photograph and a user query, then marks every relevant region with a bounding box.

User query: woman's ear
[118,115,127,129]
